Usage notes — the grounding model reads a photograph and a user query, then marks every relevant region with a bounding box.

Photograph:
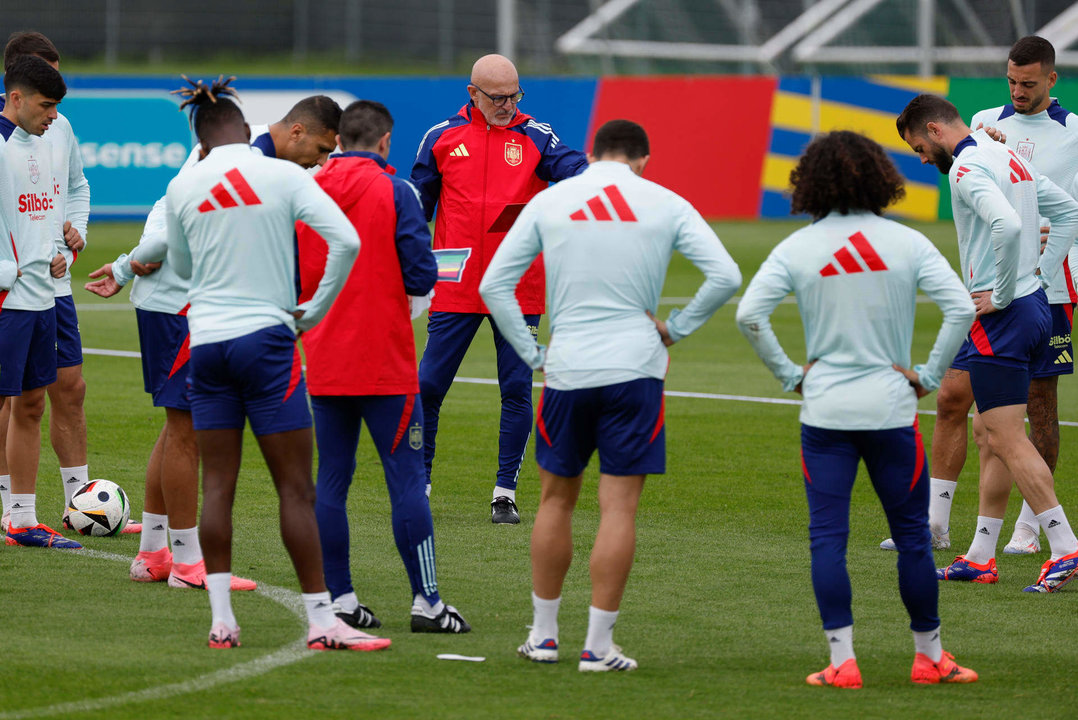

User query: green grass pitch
[2,220,1076,719]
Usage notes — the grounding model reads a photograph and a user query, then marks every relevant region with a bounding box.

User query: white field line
[82,347,1078,428]
[0,549,310,719]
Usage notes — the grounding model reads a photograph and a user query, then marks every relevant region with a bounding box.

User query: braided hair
[171,74,243,138]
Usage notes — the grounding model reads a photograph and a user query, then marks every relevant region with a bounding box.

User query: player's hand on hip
[892,363,930,399]
[63,221,85,252]
[129,259,162,276]
[50,253,67,278]
[971,291,997,316]
[646,310,675,347]
[794,360,817,395]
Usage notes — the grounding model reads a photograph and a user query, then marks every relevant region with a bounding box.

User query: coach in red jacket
[411,54,588,524]
[298,100,470,634]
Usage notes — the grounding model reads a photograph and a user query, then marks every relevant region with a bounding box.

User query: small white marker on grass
[437,654,486,662]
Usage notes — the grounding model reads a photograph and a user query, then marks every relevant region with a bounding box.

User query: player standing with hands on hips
[411,53,588,524]
[738,130,978,688]
[162,76,386,652]
[481,120,741,671]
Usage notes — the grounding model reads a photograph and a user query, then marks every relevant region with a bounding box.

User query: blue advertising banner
[64,75,598,220]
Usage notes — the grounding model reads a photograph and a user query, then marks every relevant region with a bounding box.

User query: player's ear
[244,123,251,142]
[379,131,391,156]
[290,122,305,141]
[586,152,596,164]
[1048,70,1058,90]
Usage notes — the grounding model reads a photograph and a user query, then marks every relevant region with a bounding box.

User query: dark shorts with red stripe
[136,308,191,410]
[54,295,83,368]
[0,307,56,395]
[188,324,311,435]
[535,377,665,478]
[951,289,1050,411]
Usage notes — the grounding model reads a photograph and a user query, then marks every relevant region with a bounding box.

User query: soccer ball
[65,480,131,536]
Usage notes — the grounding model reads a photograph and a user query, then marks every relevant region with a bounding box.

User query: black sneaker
[491,496,520,524]
[411,604,471,633]
[333,601,382,629]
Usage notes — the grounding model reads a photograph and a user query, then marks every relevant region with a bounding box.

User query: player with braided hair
[156,76,383,651]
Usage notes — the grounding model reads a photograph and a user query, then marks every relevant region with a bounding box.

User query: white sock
[303,591,337,628]
[413,593,445,617]
[59,465,89,504]
[928,478,957,534]
[334,591,359,613]
[494,487,516,503]
[1036,505,1078,560]
[825,625,855,667]
[964,516,1003,565]
[169,526,202,565]
[913,627,942,663]
[139,512,169,553]
[207,572,236,627]
[1015,501,1041,536]
[9,493,37,529]
[531,592,561,642]
[0,474,11,513]
[584,606,619,658]
[425,483,431,498]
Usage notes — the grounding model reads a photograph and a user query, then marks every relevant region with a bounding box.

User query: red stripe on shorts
[969,319,994,356]
[283,344,302,403]
[390,395,416,453]
[168,333,191,379]
[536,388,552,446]
[648,393,665,443]
[801,448,812,484]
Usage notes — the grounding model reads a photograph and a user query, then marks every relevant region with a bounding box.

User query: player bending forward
[481,120,741,671]
[738,131,979,688]
[162,76,384,651]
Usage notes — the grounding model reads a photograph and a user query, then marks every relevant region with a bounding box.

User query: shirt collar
[952,134,977,158]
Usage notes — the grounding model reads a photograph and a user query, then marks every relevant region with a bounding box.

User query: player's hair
[338,100,393,150]
[1010,35,1054,71]
[171,74,244,136]
[3,54,66,100]
[895,94,961,139]
[282,95,342,134]
[789,131,905,219]
[4,31,60,73]
[591,119,649,160]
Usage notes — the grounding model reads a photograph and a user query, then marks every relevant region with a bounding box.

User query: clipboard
[487,203,527,233]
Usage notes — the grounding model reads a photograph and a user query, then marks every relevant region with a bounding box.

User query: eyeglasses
[472,84,525,107]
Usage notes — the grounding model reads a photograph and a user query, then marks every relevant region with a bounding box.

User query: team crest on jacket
[408,423,423,450]
[28,156,40,184]
[1016,140,1035,162]
[504,140,523,167]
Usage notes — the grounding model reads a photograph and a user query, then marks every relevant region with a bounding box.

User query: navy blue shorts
[1031,303,1074,378]
[536,378,665,477]
[951,290,1050,411]
[0,307,57,395]
[188,325,311,435]
[54,295,83,368]
[136,308,191,410]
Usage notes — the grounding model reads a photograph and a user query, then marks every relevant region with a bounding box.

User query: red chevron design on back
[198,169,263,213]
[1008,154,1032,184]
[818,232,888,277]
[569,185,638,222]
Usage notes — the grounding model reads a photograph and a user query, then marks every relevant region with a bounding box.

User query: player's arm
[291,172,360,331]
[394,178,438,296]
[528,123,589,182]
[65,126,90,253]
[667,199,742,342]
[0,204,15,291]
[912,239,977,391]
[479,201,545,369]
[164,188,193,281]
[1034,173,1078,289]
[956,167,1021,309]
[410,127,444,221]
[735,249,803,392]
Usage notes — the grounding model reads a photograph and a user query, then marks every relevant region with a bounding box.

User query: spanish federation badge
[408,422,423,450]
[28,156,40,184]
[504,140,522,167]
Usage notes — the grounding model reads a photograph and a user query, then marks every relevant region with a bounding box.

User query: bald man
[411,54,588,524]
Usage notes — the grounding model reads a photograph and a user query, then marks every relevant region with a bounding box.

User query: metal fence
[6,0,1078,75]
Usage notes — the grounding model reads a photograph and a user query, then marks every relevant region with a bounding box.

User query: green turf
[2,220,1076,719]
